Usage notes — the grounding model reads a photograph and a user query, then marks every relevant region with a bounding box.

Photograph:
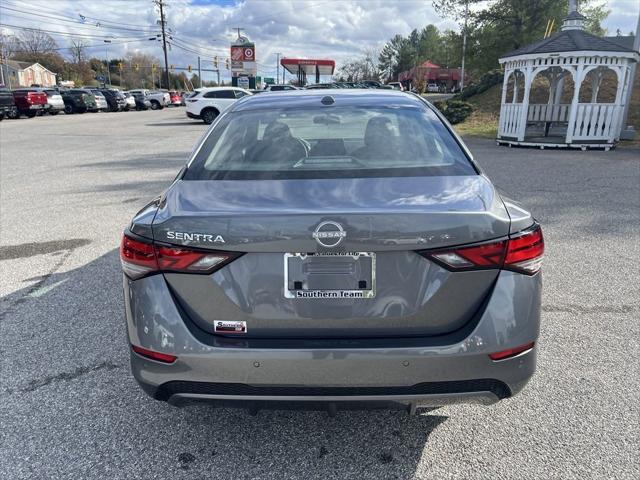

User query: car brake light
[131,345,177,363]
[489,341,535,361]
[120,235,156,278]
[504,225,544,274]
[120,233,241,279]
[420,224,543,275]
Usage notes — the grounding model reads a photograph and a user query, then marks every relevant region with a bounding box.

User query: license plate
[284,252,375,299]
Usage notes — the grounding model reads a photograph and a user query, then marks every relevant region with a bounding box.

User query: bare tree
[17,30,58,55]
[69,39,89,64]
[0,33,21,60]
[337,49,381,82]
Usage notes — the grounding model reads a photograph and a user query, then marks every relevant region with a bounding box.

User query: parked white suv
[128,89,169,110]
[185,87,251,124]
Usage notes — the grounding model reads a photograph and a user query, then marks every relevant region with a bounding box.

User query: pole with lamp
[103,39,112,86]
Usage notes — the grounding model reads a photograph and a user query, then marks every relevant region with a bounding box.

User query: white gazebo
[497,0,639,150]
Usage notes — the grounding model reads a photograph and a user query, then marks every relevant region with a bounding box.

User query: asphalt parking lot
[1,108,638,479]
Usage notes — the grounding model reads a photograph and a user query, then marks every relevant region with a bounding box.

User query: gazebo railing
[498,103,524,137]
[570,103,620,141]
[500,102,621,143]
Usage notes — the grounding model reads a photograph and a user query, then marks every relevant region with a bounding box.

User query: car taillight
[419,224,543,275]
[120,233,240,279]
[131,345,177,363]
[120,235,157,278]
[504,226,544,274]
[489,341,535,361]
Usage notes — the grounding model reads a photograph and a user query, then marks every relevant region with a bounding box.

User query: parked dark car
[304,83,337,90]
[12,89,48,117]
[0,87,17,120]
[361,80,384,88]
[131,92,152,111]
[61,89,97,114]
[98,88,127,112]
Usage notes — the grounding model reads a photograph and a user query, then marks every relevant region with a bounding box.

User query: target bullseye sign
[230,46,255,62]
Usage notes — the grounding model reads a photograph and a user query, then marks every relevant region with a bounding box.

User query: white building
[0,60,58,88]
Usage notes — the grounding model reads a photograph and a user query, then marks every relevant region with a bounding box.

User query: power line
[76,13,159,29]
[7,37,155,53]
[0,23,148,40]
[1,0,158,29]
[0,5,160,34]
[169,37,227,57]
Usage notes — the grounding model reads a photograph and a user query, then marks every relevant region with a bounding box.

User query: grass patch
[454,111,498,138]
[453,82,502,138]
[453,68,640,143]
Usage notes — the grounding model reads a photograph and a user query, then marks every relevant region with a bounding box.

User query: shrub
[455,70,504,101]
[433,100,474,124]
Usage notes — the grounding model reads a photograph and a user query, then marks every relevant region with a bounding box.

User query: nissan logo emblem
[312,221,346,248]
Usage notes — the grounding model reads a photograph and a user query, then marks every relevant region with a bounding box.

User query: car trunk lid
[152,175,510,338]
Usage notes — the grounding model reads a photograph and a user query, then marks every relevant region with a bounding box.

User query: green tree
[432,0,610,73]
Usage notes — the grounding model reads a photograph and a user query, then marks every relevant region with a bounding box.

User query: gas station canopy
[280,58,335,84]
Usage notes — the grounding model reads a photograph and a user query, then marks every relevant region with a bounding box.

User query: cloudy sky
[1,0,638,83]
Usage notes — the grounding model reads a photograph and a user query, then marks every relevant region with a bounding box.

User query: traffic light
[225,58,230,70]
[152,63,157,71]
[213,56,218,69]
[118,62,123,71]
[188,65,192,72]
[170,64,175,70]
[134,63,139,71]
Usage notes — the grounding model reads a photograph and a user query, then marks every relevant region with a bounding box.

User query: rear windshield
[184,104,475,180]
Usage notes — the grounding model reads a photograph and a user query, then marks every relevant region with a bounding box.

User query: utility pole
[460,0,469,91]
[0,42,5,87]
[156,0,170,89]
[275,52,281,85]
[197,56,202,88]
[104,40,112,86]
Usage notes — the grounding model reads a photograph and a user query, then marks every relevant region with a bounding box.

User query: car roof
[231,89,424,112]
[196,86,244,92]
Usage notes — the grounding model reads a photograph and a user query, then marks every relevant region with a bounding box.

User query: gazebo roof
[502,29,637,59]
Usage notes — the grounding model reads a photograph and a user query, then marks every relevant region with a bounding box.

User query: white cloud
[2,0,637,84]
[1,0,457,81]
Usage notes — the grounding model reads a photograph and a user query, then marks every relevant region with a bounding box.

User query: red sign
[230,45,255,62]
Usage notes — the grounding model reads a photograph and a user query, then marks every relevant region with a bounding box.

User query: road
[1,108,638,479]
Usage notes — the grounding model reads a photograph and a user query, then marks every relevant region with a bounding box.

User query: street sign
[95,75,106,83]
[264,77,275,84]
[237,76,250,88]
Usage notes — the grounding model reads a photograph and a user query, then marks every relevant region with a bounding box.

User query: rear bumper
[124,270,541,407]
[141,377,516,410]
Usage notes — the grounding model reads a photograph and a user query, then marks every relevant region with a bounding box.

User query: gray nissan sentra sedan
[121,89,543,413]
